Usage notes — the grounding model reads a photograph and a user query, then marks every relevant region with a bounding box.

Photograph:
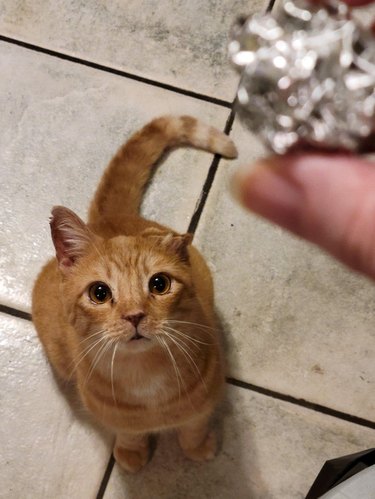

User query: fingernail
[232,159,303,228]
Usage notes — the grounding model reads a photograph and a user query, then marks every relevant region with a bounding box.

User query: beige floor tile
[103,384,375,499]
[0,0,266,101]
[194,120,375,421]
[0,42,230,312]
[0,313,112,499]
[321,465,375,499]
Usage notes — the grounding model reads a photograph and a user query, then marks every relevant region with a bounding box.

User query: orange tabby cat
[32,116,237,473]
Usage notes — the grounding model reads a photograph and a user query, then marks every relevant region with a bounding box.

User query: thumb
[233,154,375,279]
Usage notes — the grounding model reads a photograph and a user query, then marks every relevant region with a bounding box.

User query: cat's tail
[88,115,237,225]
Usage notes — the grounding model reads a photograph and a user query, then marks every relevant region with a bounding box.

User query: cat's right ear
[50,206,94,271]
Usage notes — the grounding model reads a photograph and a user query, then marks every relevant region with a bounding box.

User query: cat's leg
[177,415,217,462]
[113,432,150,473]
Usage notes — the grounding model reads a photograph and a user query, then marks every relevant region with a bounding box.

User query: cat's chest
[117,371,169,405]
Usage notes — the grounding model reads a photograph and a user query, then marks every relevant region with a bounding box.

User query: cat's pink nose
[122,312,145,327]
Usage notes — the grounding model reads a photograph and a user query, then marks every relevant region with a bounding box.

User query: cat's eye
[149,273,171,295]
[88,282,112,304]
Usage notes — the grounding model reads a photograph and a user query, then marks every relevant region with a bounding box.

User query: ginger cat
[32,115,237,473]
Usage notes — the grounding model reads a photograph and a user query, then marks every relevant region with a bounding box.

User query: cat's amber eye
[149,273,171,295]
[88,282,112,304]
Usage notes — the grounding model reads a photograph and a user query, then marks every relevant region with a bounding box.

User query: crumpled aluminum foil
[229,0,375,154]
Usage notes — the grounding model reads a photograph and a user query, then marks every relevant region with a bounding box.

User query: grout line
[96,454,115,499]
[186,0,277,235]
[0,304,32,321]
[188,107,236,235]
[266,0,277,12]
[227,377,375,430]
[0,35,232,109]
[186,0,277,236]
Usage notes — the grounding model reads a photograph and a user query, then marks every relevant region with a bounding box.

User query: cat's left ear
[161,232,193,262]
[50,206,96,271]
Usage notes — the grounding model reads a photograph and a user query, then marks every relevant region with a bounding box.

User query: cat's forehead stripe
[106,237,171,270]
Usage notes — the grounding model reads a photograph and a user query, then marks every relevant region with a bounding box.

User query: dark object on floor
[306,448,375,499]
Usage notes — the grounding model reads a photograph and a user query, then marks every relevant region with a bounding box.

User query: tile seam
[227,377,375,430]
[95,454,115,499]
[0,304,32,321]
[188,107,236,234]
[187,0,277,236]
[0,35,232,109]
[266,0,277,12]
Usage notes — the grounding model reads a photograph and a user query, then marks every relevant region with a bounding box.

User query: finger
[232,154,375,279]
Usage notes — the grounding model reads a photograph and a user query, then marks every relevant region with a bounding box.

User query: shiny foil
[229,0,375,154]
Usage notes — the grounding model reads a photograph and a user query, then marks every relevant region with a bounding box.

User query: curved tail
[88,115,237,227]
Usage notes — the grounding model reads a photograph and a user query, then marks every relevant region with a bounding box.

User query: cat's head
[49,206,196,353]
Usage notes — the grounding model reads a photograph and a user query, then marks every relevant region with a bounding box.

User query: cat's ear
[50,206,94,271]
[161,232,193,262]
[141,228,193,261]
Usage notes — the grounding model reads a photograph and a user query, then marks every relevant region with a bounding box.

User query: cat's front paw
[181,430,217,462]
[114,444,149,473]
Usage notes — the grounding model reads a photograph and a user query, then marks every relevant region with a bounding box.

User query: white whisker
[78,329,107,345]
[163,325,212,346]
[156,335,182,400]
[162,330,208,394]
[84,337,114,387]
[68,335,107,380]
[162,330,196,356]
[111,340,120,406]
[167,319,217,330]
[166,319,217,337]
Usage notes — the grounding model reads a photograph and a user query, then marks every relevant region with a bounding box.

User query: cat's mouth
[129,331,149,341]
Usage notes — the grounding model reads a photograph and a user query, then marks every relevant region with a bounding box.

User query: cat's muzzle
[229,0,375,154]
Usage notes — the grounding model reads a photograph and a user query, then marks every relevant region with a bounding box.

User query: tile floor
[1,1,375,498]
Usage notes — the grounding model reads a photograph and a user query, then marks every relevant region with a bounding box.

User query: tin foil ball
[229,0,375,154]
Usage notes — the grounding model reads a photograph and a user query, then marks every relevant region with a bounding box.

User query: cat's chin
[122,336,154,353]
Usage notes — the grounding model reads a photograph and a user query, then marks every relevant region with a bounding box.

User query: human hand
[233,0,375,280]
